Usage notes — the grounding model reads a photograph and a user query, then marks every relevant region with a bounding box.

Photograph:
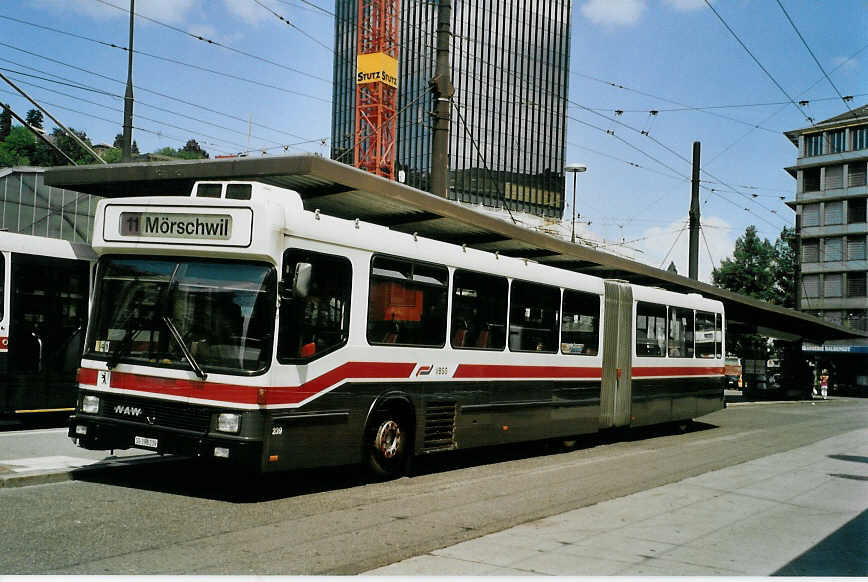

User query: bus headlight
[216,413,241,433]
[82,395,100,414]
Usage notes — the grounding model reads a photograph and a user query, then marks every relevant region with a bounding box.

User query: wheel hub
[375,420,402,459]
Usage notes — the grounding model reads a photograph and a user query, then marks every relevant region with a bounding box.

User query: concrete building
[785,104,868,391]
[331,0,571,219]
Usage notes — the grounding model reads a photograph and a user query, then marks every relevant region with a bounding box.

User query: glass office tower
[332,0,571,218]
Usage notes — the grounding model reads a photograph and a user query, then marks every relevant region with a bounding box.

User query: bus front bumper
[68,414,263,468]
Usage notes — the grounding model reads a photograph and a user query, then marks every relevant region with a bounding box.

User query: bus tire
[365,407,412,479]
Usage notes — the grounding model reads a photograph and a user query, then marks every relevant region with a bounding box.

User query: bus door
[4,253,89,414]
[600,280,633,428]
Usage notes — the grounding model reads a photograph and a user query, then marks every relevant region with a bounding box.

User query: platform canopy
[45,154,865,342]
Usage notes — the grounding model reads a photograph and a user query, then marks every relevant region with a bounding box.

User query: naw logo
[114,405,142,417]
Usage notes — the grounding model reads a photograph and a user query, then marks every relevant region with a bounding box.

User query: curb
[0,454,181,489]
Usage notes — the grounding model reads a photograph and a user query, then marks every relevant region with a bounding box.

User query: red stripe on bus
[632,366,725,377]
[454,364,602,379]
[77,362,417,406]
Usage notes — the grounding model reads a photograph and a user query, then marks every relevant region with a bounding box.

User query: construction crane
[354,0,400,180]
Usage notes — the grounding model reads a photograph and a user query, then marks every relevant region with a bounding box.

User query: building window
[827,130,846,154]
[802,203,820,227]
[849,198,867,223]
[802,167,820,192]
[852,125,868,151]
[848,161,867,187]
[824,273,842,297]
[824,165,843,190]
[824,237,843,262]
[802,239,819,263]
[847,236,866,261]
[824,201,843,225]
[805,133,823,157]
[824,311,843,325]
[848,273,867,298]
[845,310,867,332]
[802,275,820,297]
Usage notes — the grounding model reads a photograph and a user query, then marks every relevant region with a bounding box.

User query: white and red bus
[69,181,724,476]
[0,231,94,417]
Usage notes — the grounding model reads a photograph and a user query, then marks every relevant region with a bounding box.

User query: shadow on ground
[774,508,868,576]
[70,420,717,503]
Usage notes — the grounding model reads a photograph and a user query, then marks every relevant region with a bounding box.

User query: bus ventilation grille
[423,400,457,452]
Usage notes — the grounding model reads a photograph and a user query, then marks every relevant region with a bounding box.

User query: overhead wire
[252,0,334,54]
[0,15,330,103]
[90,0,333,84]
[703,0,813,125]
[775,0,856,117]
[0,42,327,149]
[0,86,234,155]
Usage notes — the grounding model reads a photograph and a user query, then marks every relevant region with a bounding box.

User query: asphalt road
[1,397,865,575]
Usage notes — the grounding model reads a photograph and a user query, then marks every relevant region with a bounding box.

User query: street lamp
[565,163,587,244]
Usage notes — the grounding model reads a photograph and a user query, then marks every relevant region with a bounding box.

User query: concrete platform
[366,428,868,576]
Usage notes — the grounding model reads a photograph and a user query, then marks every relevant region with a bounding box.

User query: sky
[1,0,866,283]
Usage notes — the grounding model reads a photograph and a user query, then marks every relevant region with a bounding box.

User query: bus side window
[277,250,352,362]
[367,256,447,347]
[561,290,600,356]
[668,306,694,358]
[636,302,666,357]
[451,270,507,350]
[508,281,559,353]
[695,311,716,358]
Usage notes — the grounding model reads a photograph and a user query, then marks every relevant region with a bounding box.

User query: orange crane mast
[354,0,400,180]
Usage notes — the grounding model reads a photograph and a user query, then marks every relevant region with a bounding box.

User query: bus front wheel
[365,409,411,479]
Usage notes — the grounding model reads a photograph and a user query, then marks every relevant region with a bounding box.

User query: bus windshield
[86,257,276,375]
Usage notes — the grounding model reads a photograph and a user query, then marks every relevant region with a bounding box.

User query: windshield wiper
[107,318,139,370]
[162,315,208,381]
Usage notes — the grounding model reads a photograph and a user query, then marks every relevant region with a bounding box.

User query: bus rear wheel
[365,409,411,479]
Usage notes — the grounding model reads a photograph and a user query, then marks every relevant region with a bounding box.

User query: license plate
[134,436,158,449]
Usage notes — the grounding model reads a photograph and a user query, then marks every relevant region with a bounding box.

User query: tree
[712,225,800,361]
[180,139,209,159]
[25,109,43,130]
[0,106,11,141]
[112,133,139,155]
[772,226,797,308]
[0,126,36,166]
[712,225,776,302]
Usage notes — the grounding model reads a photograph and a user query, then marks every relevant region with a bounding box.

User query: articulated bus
[0,232,95,417]
[69,181,725,477]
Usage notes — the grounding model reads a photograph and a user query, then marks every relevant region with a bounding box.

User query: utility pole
[430,0,453,197]
[688,141,701,280]
[122,0,135,162]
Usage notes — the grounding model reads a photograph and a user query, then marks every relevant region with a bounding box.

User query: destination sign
[120,212,232,240]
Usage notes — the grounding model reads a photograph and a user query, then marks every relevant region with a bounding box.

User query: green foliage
[48,127,102,165]
[0,126,35,166]
[0,106,11,141]
[712,225,777,302]
[152,140,209,160]
[101,148,123,163]
[25,109,44,129]
[712,225,799,359]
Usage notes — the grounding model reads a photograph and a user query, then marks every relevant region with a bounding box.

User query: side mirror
[290,262,312,299]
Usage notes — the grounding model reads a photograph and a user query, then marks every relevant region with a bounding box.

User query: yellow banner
[357,52,398,88]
